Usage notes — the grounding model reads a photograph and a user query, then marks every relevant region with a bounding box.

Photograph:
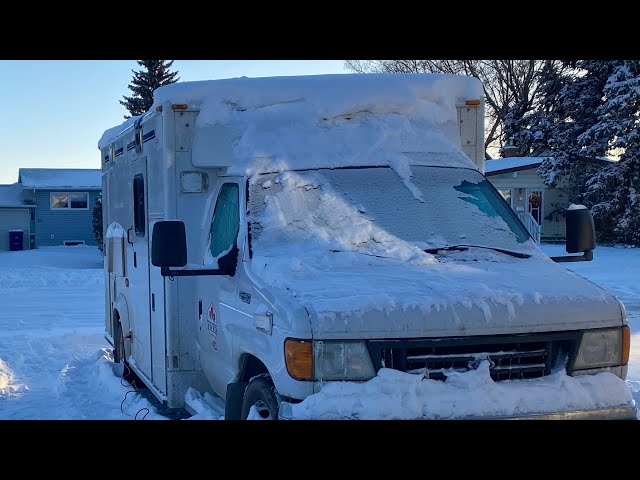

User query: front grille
[367,332,581,382]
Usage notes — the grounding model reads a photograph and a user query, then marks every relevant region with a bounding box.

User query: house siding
[487,167,565,240]
[34,189,100,247]
[542,187,568,240]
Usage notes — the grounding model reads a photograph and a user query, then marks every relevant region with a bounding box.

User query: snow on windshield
[249,166,537,257]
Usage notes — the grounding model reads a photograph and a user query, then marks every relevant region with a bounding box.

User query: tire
[240,374,280,420]
[113,321,126,365]
[113,321,140,386]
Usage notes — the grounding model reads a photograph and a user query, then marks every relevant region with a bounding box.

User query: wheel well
[239,354,269,383]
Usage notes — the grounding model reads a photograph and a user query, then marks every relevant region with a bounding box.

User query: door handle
[254,312,273,335]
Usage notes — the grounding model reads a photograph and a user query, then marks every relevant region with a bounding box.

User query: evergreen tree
[537,61,620,189]
[580,61,640,245]
[530,61,620,218]
[120,60,179,118]
[93,193,104,254]
[531,60,640,245]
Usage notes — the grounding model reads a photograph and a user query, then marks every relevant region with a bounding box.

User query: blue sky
[0,60,348,184]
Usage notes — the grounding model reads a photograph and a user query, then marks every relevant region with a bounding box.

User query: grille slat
[368,336,577,382]
[406,349,546,362]
[491,363,546,372]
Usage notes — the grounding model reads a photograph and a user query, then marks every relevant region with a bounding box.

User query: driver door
[196,180,242,396]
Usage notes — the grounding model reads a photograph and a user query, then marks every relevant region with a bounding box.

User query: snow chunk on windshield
[250,170,432,263]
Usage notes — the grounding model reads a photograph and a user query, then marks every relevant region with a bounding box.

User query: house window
[64,240,85,246]
[51,192,89,210]
[498,189,513,207]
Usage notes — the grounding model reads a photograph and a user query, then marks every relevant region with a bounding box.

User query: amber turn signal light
[285,338,313,381]
[622,325,630,366]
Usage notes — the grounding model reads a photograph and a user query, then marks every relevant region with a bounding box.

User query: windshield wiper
[424,244,531,259]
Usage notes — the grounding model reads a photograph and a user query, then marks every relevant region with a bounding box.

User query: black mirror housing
[151,220,188,268]
[565,206,596,254]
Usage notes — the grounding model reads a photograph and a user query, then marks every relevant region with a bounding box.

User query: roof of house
[0,183,36,208]
[18,168,102,190]
[484,155,617,177]
[484,157,547,175]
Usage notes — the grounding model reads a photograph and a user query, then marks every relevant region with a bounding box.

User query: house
[16,168,102,248]
[0,183,36,251]
[484,156,614,242]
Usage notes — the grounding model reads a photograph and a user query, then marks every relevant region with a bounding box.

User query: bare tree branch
[344,59,555,159]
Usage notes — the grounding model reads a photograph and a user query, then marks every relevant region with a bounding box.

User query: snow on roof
[0,183,34,208]
[18,169,102,190]
[99,73,484,175]
[484,156,548,175]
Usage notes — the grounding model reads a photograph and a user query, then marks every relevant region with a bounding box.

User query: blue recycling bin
[9,230,24,251]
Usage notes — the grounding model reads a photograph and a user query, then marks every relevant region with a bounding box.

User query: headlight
[573,327,629,370]
[284,339,376,381]
[313,341,376,381]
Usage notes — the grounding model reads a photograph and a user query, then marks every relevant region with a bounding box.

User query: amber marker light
[171,103,188,110]
[465,99,481,105]
[622,325,630,366]
[284,338,313,380]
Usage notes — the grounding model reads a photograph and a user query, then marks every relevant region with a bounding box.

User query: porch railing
[518,212,541,244]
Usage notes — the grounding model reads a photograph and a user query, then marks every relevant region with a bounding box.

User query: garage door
[0,209,30,251]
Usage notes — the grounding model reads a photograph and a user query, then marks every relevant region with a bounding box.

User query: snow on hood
[250,244,618,336]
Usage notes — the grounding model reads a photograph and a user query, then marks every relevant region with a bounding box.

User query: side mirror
[151,220,187,268]
[550,204,595,263]
[565,205,596,254]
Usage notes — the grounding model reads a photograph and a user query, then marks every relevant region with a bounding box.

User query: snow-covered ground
[0,247,172,420]
[541,243,640,399]
[0,244,637,419]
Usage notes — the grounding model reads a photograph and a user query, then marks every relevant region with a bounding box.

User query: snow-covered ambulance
[99,73,636,420]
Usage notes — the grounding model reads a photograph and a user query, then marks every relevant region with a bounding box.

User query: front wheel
[241,374,280,420]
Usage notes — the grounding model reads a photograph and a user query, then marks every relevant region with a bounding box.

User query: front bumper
[278,400,637,420]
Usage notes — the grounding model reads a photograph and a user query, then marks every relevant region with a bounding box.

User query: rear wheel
[113,321,126,364]
[113,320,138,385]
[241,374,280,420]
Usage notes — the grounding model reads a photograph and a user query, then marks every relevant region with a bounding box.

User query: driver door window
[210,183,240,259]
